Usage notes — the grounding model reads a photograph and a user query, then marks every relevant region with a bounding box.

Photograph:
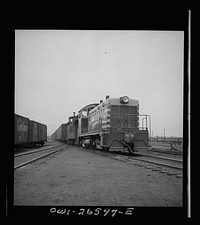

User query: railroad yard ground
[149,141,183,151]
[14,141,182,207]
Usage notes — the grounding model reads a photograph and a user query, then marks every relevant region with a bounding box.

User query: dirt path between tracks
[14,146,182,206]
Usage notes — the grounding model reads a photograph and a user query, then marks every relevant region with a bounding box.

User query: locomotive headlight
[120,96,129,104]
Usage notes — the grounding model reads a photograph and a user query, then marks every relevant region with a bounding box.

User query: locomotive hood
[89,96,139,114]
[104,97,139,106]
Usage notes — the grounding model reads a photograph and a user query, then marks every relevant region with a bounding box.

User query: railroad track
[130,152,183,170]
[14,144,68,170]
[81,147,183,177]
[148,147,183,155]
[110,151,183,178]
[14,143,64,158]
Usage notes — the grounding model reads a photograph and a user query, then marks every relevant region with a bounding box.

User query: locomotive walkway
[14,141,182,206]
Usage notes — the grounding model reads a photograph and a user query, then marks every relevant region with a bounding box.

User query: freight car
[52,95,150,154]
[15,114,29,149]
[51,113,78,145]
[14,114,47,150]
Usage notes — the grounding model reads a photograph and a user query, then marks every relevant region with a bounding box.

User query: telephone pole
[164,128,165,142]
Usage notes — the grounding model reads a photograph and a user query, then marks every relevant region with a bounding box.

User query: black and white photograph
[11,13,190,217]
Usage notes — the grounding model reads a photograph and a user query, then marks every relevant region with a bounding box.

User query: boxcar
[28,120,39,146]
[51,115,78,145]
[15,114,47,150]
[15,114,29,148]
[61,123,67,141]
[67,123,77,144]
[38,123,47,145]
[54,124,64,141]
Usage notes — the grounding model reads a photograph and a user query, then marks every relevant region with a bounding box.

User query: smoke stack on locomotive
[51,96,150,154]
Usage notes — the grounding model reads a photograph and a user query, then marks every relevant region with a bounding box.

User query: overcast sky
[15,30,184,137]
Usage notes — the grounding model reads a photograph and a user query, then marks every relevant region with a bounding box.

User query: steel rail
[14,143,65,158]
[128,157,183,170]
[133,153,183,163]
[149,148,182,155]
[81,146,183,170]
[14,146,68,170]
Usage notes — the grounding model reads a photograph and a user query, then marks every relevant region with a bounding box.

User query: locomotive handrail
[140,115,151,138]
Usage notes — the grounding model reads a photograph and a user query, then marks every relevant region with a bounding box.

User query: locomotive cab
[77,103,98,146]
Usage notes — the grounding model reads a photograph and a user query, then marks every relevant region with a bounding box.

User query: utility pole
[164,128,165,142]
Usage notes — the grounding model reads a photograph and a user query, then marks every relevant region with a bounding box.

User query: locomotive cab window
[82,111,87,117]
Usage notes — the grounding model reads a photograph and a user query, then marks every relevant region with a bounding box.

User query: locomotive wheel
[81,140,85,148]
[102,147,109,151]
[94,138,101,149]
